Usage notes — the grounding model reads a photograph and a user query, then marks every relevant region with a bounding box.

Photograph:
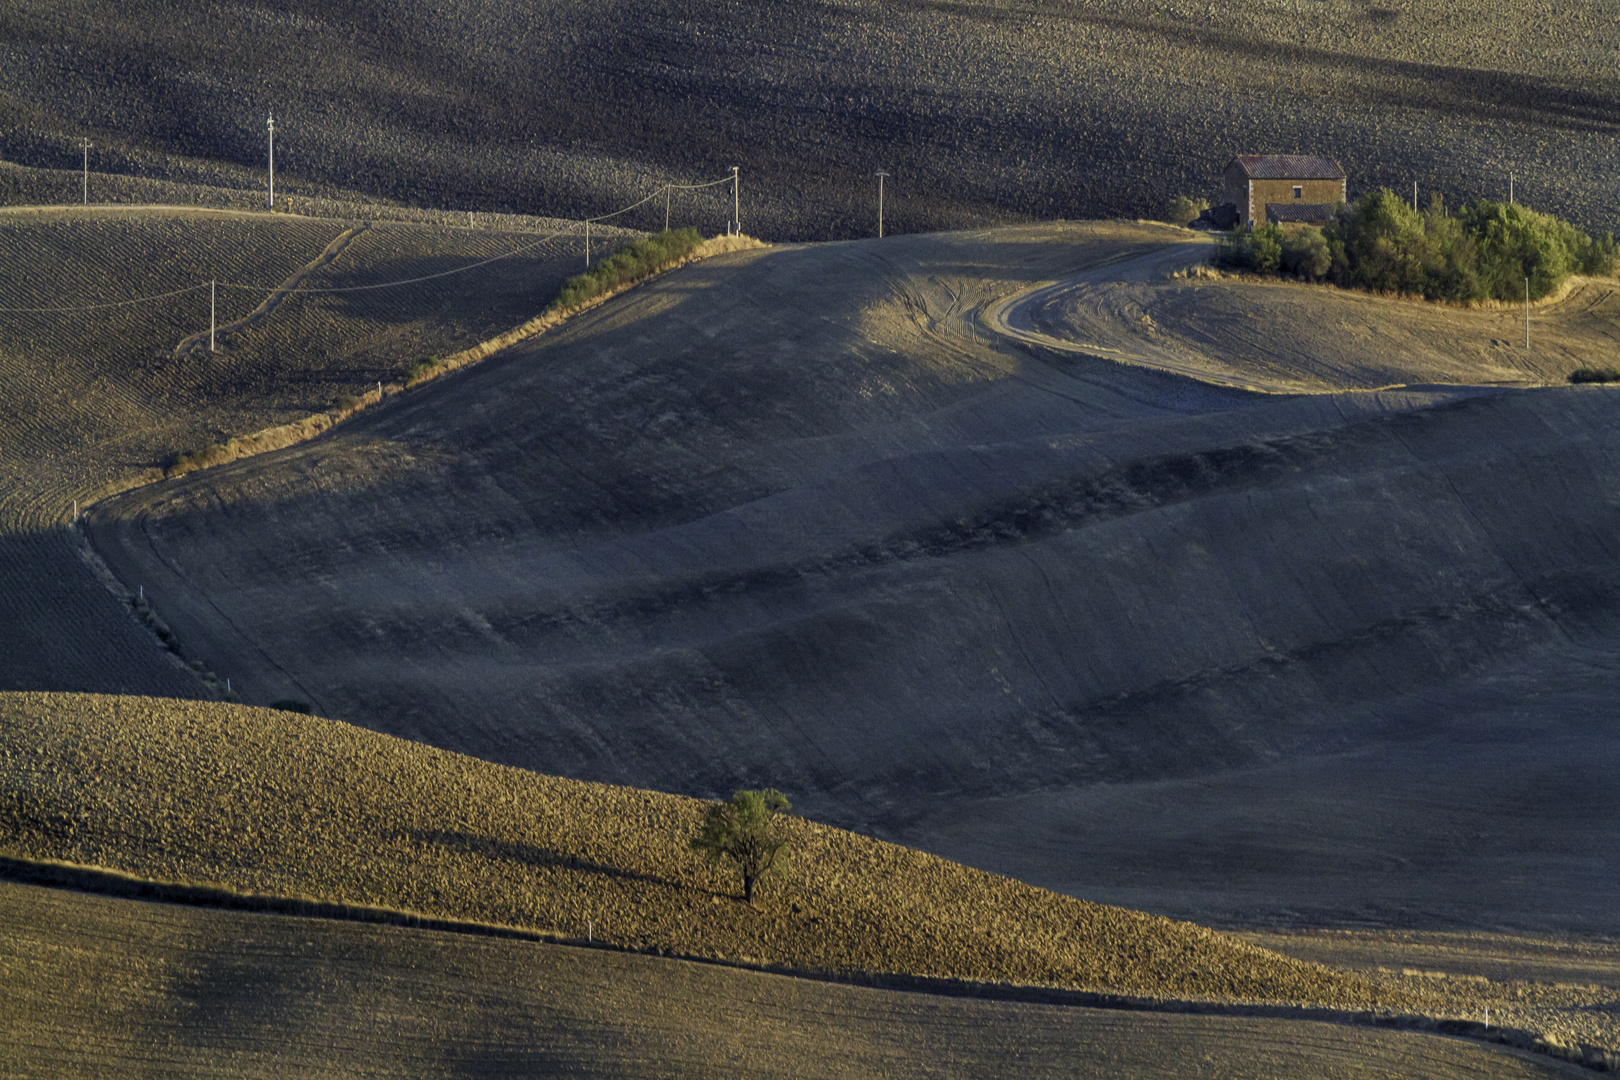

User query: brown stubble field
[0,205,618,695]
[0,0,1615,239]
[82,221,1620,948]
[1,879,1593,1080]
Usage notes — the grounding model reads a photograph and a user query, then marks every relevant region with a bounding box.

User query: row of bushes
[1215,190,1617,302]
[550,227,704,312]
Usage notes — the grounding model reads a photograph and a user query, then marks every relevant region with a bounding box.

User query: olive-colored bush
[1216,190,1616,302]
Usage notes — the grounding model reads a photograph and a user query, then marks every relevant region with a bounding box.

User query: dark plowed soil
[1,0,1615,238]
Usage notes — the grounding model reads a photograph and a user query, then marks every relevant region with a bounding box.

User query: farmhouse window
[1293,186,1303,199]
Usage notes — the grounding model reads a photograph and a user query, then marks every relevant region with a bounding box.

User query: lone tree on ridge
[690,788,792,904]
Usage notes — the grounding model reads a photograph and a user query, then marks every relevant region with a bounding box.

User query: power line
[0,172,738,313]
[0,283,207,314]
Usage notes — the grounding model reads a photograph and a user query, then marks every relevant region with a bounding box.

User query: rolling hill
[2,878,1587,1079]
[1,0,1616,237]
[81,221,1620,936]
[0,204,628,696]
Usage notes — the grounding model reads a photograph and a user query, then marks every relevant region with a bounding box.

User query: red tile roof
[1230,154,1346,180]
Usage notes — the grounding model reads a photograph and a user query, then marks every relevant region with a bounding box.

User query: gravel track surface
[84,222,1620,936]
[1,0,1615,239]
[3,879,1588,1080]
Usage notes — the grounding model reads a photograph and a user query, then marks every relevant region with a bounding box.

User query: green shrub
[1214,223,1284,272]
[1165,195,1210,227]
[550,227,704,312]
[1569,368,1620,384]
[1281,226,1331,279]
[1216,189,1620,304]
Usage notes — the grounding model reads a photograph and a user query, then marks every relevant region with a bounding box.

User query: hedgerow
[550,228,704,312]
[1216,190,1617,302]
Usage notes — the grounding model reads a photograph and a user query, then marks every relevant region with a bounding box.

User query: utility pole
[81,138,90,205]
[1412,181,1417,212]
[874,170,890,238]
[210,280,217,352]
[585,219,591,267]
[731,166,740,235]
[1525,277,1530,349]
[267,113,276,210]
[664,185,671,232]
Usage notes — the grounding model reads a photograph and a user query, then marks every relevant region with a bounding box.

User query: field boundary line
[146,233,768,482]
[173,224,369,359]
[4,850,1605,1070]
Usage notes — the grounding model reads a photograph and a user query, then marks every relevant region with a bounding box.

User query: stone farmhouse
[1222,154,1346,229]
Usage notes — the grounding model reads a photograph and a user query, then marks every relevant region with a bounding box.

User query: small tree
[690,788,792,904]
[1166,194,1210,227]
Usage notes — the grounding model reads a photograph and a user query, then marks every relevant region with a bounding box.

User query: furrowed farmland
[0,206,621,693]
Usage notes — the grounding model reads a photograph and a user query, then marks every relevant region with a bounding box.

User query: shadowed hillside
[0,206,626,696]
[85,224,1620,932]
[1,0,1616,236]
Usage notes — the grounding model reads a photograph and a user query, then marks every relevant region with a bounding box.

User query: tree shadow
[411,828,725,897]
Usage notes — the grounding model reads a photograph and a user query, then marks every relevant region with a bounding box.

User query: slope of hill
[1,0,1615,237]
[3,877,1586,1080]
[0,205,622,695]
[83,222,1620,933]
[0,690,1381,1005]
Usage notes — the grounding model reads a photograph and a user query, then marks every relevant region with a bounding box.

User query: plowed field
[84,222,1620,938]
[0,206,616,694]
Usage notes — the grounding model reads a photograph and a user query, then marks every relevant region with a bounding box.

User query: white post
[875,170,890,238]
[1525,277,1530,349]
[1509,172,1513,205]
[1412,181,1417,212]
[267,113,276,209]
[665,185,671,232]
[587,918,593,942]
[210,280,216,352]
[731,166,740,234]
[585,219,591,267]
[81,139,89,205]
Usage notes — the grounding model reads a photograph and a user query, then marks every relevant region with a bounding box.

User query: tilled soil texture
[0,206,623,695]
[0,0,1616,239]
[2,880,1587,1080]
[86,224,1620,934]
[0,691,1389,1006]
[1240,929,1620,1054]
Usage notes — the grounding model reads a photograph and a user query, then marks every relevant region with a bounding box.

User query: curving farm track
[83,220,1620,935]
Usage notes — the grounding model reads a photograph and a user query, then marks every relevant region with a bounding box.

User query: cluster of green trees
[550,226,704,312]
[1215,190,1617,302]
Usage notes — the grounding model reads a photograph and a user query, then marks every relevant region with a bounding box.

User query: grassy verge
[549,228,705,312]
[0,691,1393,1008]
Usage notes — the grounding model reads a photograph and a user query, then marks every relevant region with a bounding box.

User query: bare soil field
[0,206,621,694]
[4,881,1589,1080]
[83,221,1620,943]
[1241,929,1620,1053]
[1,0,1615,238]
[997,240,1620,391]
